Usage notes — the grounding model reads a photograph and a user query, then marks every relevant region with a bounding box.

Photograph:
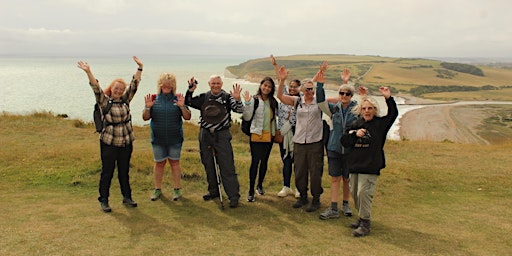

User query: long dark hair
[257,76,278,120]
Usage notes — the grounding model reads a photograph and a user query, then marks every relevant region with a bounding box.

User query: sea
[0,55,413,140]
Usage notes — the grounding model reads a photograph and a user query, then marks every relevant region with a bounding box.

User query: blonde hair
[103,78,127,97]
[157,73,177,95]
[352,96,381,117]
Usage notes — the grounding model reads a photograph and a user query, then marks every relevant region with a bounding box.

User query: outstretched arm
[133,56,143,81]
[276,66,296,106]
[270,54,279,78]
[77,61,98,86]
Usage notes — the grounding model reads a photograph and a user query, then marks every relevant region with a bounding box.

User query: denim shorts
[152,143,183,162]
[327,150,349,178]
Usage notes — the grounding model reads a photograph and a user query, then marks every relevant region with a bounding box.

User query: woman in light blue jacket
[242,77,278,202]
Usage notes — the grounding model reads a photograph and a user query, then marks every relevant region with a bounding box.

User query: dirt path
[399,105,489,144]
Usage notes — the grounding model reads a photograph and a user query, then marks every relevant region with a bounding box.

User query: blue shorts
[327,150,349,178]
[152,143,183,162]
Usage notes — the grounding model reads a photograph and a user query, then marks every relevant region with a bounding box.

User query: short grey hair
[351,96,381,117]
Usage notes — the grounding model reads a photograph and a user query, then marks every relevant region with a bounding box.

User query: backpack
[241,96,259,136]
[93,99,130,133]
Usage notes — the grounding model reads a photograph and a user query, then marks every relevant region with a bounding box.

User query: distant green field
[227,54,512,101]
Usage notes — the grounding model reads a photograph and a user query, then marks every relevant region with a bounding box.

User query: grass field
[1,112,511,255]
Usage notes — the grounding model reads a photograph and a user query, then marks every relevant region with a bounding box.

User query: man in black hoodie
[341,86,398,237]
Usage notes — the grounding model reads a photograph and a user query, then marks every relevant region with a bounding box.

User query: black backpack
[93,99,130,133]
[241,96,259,136]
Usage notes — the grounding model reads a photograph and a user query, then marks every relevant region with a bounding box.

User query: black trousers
[248,141,273,194]
[199,128,240,201]
[98,141,133,202]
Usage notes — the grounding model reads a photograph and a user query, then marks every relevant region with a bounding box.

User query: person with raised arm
[143,73,191,202]
[77,56,143,213]
[270,55,301,198]
[341,86,398,237]
[276,64,324,212]
[184,75,243,208]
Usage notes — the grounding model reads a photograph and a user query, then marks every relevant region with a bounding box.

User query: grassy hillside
[1,112,511,255]
[226,54,512,101]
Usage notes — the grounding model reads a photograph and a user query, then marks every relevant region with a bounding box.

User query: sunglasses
[305,87,315,91]
[362,107,375,111]
[339,91,352,96]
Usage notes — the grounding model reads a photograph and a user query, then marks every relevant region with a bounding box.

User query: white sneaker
[294,189,300,199]
[277,186,293,197]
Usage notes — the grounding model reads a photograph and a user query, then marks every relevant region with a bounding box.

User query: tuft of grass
[1,113,511,255]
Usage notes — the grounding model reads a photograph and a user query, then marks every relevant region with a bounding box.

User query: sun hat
[201,100,227,125]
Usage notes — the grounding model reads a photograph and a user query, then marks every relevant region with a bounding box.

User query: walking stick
[210,145,224,209]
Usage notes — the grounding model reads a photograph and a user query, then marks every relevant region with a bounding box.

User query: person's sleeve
[316,82,332,118]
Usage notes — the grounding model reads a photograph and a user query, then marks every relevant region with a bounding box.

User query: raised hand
[358,86,368,96]
[270,54,277,66]
[313,70,326,83]
[188,76,197,91]
[379,86,391,99]
[242,90,251,102]
[133,56,143,68]
[174,93,185,107]
[277,65,289,83]
[231,83,242,100]
[319,61,329,72]
[77,61,90,73]
[341,68,351,84]
[144,93,156,108]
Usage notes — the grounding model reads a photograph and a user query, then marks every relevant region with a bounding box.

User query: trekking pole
[210,145,224,209]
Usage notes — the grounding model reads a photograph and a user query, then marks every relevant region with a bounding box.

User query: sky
[1,0,511,59]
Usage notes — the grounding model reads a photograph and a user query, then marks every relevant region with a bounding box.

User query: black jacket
[341,97,398,175]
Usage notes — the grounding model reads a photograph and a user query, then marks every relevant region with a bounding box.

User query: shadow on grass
[375,222,476,256]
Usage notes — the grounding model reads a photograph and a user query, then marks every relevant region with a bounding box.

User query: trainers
[342,203,353,217]
[100,201,112,213]
[122,197,138,207]
[292,197,309,208]
[173,189,182,201]
[294,189,300,199]
[319,207,340,220]
[256,186,265,196]
[247,195,255,202]
[151,189,162,201]
[277,186,293,197]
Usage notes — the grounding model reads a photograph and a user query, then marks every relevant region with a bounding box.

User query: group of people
[77,55,398,237]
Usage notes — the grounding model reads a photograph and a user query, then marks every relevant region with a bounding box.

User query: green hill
[226,54,512,101]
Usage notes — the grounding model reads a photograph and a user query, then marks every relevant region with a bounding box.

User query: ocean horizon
[1,54,412,140]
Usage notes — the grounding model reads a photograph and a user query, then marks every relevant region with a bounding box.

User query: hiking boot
[292,197,309,208]
[203,193,219,201]
[352,219,371,237]
[342,203,353,217]
[256,186,265,196]
[349,219,361,229]
[122,197,138,208]
[100,201,112,213]
[172,189,182,201]
[294,189,300,199]
[277,186,293,197]
[229,199,239,208]
[319,207,339,220]
[151,189,162,201]
[305,197,321,212]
